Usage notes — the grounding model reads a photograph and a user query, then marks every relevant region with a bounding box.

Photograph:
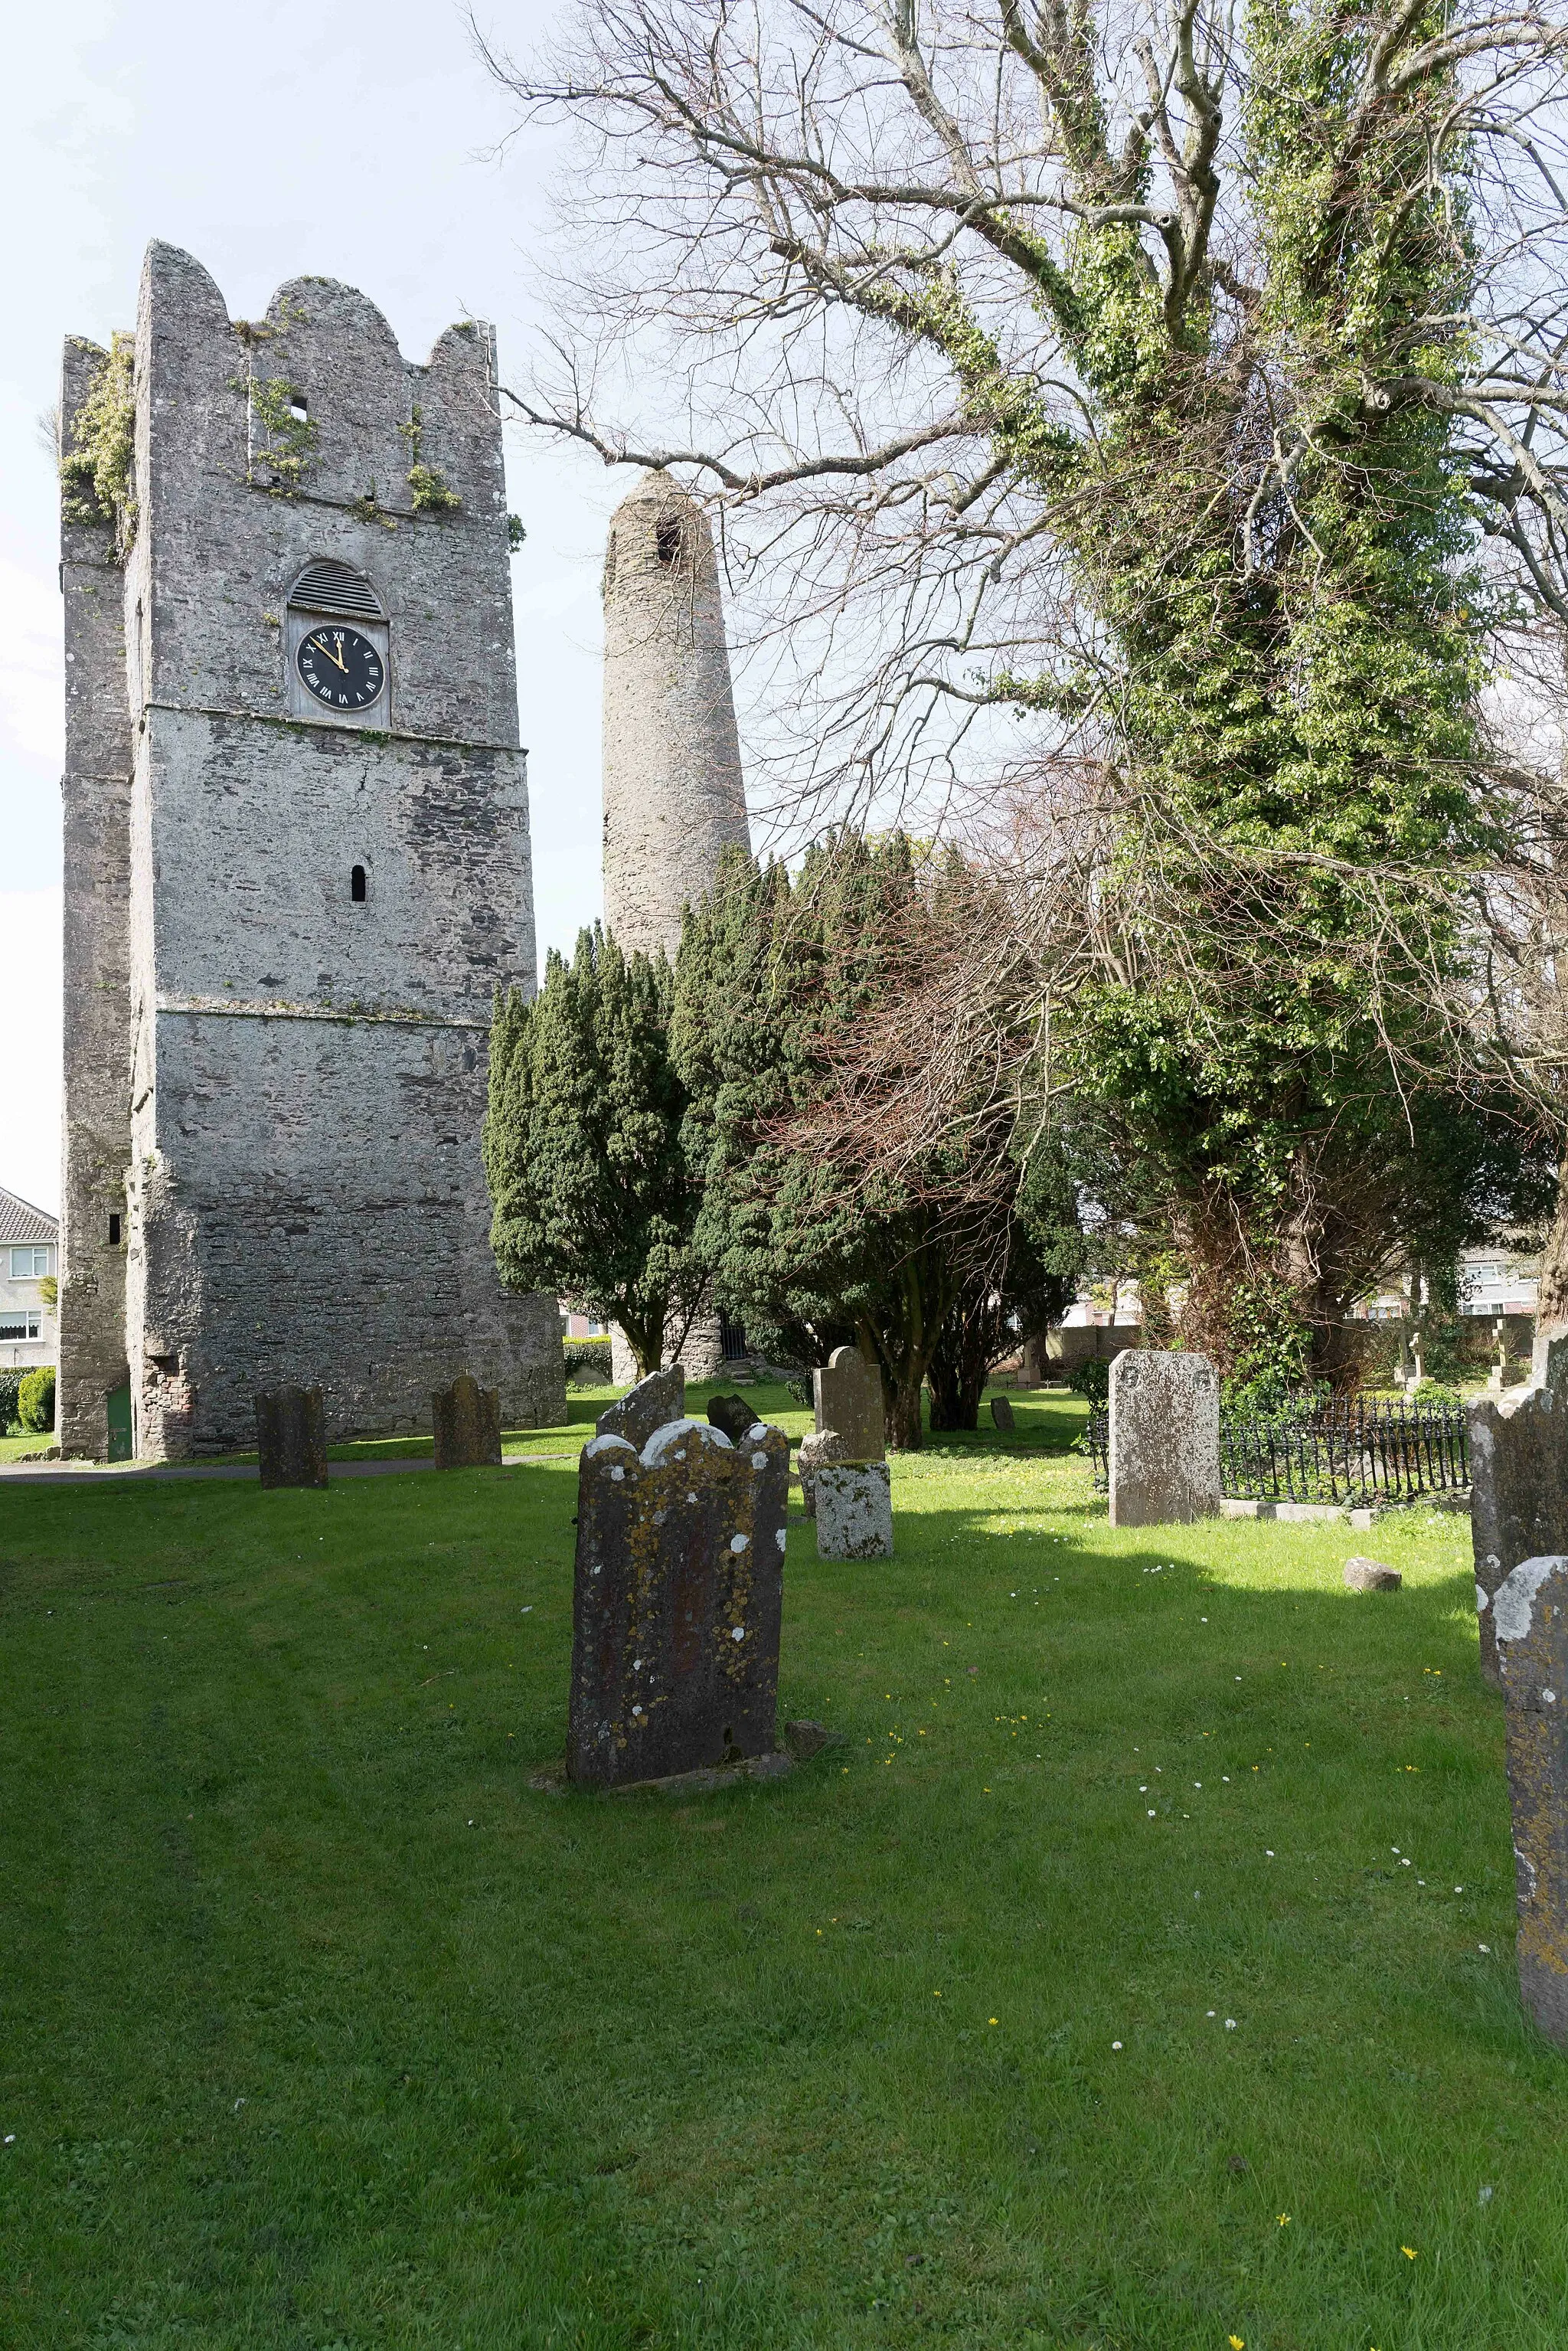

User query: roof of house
[0,1187,59,1246]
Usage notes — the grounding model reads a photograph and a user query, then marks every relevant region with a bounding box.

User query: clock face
[296,624,385,711]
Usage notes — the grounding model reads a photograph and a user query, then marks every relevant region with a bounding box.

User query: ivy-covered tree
[484,928,703,1375]
[674,835,1055,1445]
[488,0,1568,1376]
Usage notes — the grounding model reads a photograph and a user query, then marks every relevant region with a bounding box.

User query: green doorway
[106,1382,132,1463]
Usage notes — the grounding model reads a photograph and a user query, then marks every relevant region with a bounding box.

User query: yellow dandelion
[988,2016,998,2026]
[1402,2245,1418,2259]
[1230,2336,1245,2349]
[1277,2213,1289,2225]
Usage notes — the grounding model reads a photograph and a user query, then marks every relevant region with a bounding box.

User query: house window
[108,1213,122,1246]
[0,1313,41,1341]
[9,1246,53,1280]
[351,865,368,903]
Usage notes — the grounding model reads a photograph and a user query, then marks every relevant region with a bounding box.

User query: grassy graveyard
[0,1381,1560,2349]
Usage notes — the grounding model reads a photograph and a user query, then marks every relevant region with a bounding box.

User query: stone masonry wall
[63,241,564,1457]
[57,338,134,1460]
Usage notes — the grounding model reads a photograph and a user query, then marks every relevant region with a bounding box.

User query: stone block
[596,1365,684,1452]
[1470,1355,1568,1688]
[990,1395,1016,1432]
[797,1427,854,1518]
[815,1462,894,1561]
[782,1718,846,1761]
[707,1392,757,1444]
[567,1416,789,1788]
[1494,1553,1568,2044]
[813,1346,885,1460]
[1108,1349,1220,1528]
[1344,1555,1401,1592]
[255,1385,328,1489]
[432,1372,501,1469]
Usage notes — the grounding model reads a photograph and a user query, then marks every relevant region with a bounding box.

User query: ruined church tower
[600,472,751,957]
[57,242,565,1459]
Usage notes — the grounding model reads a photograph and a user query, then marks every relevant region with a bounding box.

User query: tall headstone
[569,1417,789,1787]
[707,1392,756,1444]
[256,1385,328,1489]
[432,1373,502,1469]
[597,1365,684,1451]
[55,244,565,1460]
[1493,1553,1568,2045]
[813,1346,885,1461]
[1108,1350,1220,1528]
[1469,1346,1568,1689]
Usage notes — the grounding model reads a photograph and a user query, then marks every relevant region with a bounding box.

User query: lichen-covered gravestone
[432,1373,501,1469]
[1107,1350,1220,1529]
[1469,1345,1568,1689]
[815,1463,894,1561]
[813,1346,885,1461]
[255,1385,328,1489]
[707,1393,757,1444]
[596,1365,684,1451]
[1493,1553,1568,2045]
[991,1395,1016,1433]
[796,1427,854,1519]
[568,1415,790,1787]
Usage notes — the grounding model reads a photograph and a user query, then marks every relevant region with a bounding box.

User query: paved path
[0,1454,577,1488]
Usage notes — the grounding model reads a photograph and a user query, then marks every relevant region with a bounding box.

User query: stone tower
[57,242,565,1460]
[601,472,751,957]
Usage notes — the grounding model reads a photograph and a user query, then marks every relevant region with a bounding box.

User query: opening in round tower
[601,471,751,960]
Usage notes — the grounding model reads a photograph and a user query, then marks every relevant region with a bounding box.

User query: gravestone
[1469,1342,1568,1689]
[596,1365,684,1452]
[568,1416,790,1787]
[707,1393,759,1445]
[1107,1350,1220,1528]
[991,1395,1016,1433]
[1344,1555,1401,1593]
[815,1462,894,1561]
[255,1385,328,1489]
[432,1372,502,1469]
[797,1427,854,1519]
[1493,1553,1568,2045]
[813,1346,885,1460]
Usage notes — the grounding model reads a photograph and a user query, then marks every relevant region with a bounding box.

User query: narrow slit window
[351,865,368,903]
[656,515,683,566]
[108,1212,122,1247]
[288,393,309,423]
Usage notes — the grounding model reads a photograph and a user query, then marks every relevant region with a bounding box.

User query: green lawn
[0,1381,1553,2348]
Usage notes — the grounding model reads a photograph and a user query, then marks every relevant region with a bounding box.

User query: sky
[0,0,622,1217]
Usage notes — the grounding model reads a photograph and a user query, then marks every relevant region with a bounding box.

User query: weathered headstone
[568,1416,790,1787]
[991,1395,1016,1433]
[1493,1554,1568,2044]
[796,1427,854,1519]
[1344,1555,1401,1592]
[432,1372,502,1469]
[1469,1342,1568,1689]
[1107,1350,1220,1529]
[596,1365,684,1452]
[255,1385,328,1489]
[815,1462,894,1561]
[707,1392,758,1445]
[813,1346,885,1460]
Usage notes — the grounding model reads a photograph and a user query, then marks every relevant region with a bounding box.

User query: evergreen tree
[485,928,702,1375]
[674,835,1053,1446]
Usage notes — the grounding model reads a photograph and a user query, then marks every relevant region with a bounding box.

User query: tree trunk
[887,1370,926,1450]
[927,1349,981,1431]
[1534,1147,1568,1382]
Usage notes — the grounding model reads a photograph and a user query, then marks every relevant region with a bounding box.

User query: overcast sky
[0,0,621,1215]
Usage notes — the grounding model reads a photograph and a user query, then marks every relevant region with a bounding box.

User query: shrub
[1069,1358,1109,1407]
[0,1369,24,1434]
[18,1366,55,1434]
[564,1336,613,1384]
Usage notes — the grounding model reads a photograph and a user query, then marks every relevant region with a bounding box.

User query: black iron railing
[1084,1391,1469,1506]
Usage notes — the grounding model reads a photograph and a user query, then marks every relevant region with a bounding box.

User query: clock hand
[312,632,348,672]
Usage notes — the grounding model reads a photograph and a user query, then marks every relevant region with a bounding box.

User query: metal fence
[1084,1391,1470,1507]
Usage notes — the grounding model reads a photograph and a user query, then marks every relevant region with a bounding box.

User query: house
[1,1188,59,1372]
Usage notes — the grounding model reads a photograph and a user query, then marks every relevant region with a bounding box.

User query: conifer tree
[485,928,703,1375]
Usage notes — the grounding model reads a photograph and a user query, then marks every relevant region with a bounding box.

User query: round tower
[601,472,751,958]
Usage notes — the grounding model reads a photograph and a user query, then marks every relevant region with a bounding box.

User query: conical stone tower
[601,472,752,1382]
[601,472,751,957]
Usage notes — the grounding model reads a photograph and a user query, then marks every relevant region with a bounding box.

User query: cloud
[0,889,62,1215]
